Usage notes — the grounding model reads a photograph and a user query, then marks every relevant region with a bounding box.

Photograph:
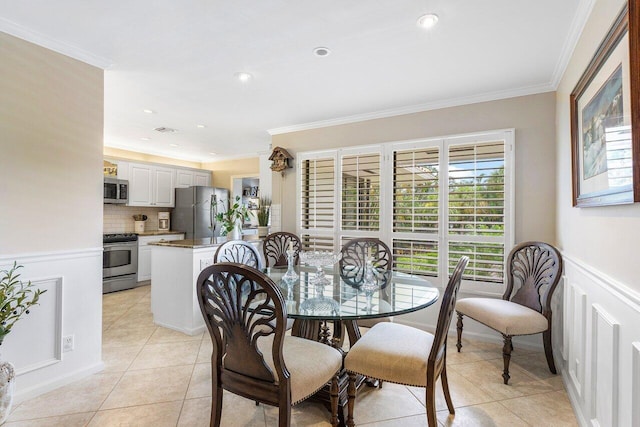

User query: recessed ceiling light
[169,143,179,147]
[143,109,154,114]
[417,13,439,29]
[313,47,331,57]
[196,124,206,128]
[140,137,150,141]
[234,72,252,83]
[208,152,217,156]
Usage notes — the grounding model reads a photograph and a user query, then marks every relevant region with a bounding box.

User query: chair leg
[278,404,290,427]
[426,384,437,427]
[543,329,557,374]
[211,384,223,427]
[456,312,463,352]
[347,373,357,427]
[330,375,339,427]
[441,365,455,415]
[502,335,512,385]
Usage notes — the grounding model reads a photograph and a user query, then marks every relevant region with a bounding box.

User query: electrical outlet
[63,335,74,352]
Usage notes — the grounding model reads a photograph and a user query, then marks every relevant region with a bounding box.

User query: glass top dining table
[263,264,439,322]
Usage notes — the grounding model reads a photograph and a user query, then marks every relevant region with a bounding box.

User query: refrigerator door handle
[210,195,217,232]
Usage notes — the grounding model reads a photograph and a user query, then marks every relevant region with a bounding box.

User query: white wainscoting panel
[560,255,640,427]
[567,282,587,399]
[589,304,619,427]
[8,277,63,375]
[633,342,640,427]
[0,248,104,401]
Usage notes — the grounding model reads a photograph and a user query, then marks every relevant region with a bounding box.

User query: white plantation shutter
[299,154,337,249]
[297,130,513,294]
[341,152,381,232]
[447,140,506,283]
[390,145,440,278]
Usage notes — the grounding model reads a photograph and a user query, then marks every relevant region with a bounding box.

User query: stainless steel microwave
[104,178,129,204]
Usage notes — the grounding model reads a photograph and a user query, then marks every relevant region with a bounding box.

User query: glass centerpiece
[298,251,342,316]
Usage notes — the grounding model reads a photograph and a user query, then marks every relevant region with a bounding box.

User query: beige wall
[104,147,202,169]
[556,0,639,290]
[202,157,259,190]
[0,33,104,253]
[272,92,557,241]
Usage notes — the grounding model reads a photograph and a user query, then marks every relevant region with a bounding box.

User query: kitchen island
[149,236,262,335]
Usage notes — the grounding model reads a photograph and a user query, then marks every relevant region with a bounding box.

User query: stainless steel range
[103,233,138,293]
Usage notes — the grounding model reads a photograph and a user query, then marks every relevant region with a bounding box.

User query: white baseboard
[14,361,104,403]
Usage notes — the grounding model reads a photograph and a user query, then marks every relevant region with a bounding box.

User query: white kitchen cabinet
[128,163,176,207]
[176,170,194,188]
[194,171,211,186]
[176,170,211,188]
[138,234,184,281]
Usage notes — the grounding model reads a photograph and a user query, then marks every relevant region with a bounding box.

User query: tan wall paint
[202,157,259,190]
[0,33,104,253]
[104,147,202,169]
[556,0,639,290]
[272,92,557,241]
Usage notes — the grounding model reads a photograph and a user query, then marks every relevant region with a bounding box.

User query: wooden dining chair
[344,256,469,427]
[339,238,392,329]
[214,240,262,269]
[455,241,563,384]
[263,232,301,268]
[197,263,342,427]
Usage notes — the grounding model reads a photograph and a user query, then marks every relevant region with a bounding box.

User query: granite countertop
[150,234,261,249]
[136,230,185,236]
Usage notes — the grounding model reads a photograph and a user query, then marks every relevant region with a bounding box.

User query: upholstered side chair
[214,240,262,269]
[344,256,469,427]
[455,241,563,384]
[197,263,342,427]
[339,238,392,329]
[263,232,301,268]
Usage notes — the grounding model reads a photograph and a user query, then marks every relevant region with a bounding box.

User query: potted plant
[257,197,271,237]
[215,196,251,241]
[0,262,46,423]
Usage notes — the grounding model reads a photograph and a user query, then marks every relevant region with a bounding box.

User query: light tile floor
[7,285,578,426]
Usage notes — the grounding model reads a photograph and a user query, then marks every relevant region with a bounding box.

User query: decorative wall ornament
[269,146,294,175]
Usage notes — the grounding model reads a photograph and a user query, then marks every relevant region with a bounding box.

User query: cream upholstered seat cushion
[344,322,434,387]
[456,298,548,336]
[255,334,342,404]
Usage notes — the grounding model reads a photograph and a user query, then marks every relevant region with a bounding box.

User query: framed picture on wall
[570,2,640,207]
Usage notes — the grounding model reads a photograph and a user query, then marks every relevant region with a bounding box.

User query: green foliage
[0,262,46,344]
[257,197,271,226]
[215,196,251,236]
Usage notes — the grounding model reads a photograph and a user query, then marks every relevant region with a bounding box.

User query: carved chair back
[504,242,563,317]
[214,240,262,269]
[263,232,301,268]
[339,238,392,284]
[428,256,468,372]
[197,263,288,403]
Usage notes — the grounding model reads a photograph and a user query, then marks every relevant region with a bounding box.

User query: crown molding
[549,0,596,89]
[267,83,554,136]
[0,18,114,69]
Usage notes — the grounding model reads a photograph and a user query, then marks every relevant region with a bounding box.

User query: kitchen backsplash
[103,205,172,233]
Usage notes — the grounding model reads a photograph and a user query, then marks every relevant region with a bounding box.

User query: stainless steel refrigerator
[173,186,229,239]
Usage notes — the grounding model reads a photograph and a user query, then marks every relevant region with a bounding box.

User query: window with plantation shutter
[297,129,513,295]
[341,152,381,231]
[299,154,337,249]
[391,145,440,277]
[447,141,506,283]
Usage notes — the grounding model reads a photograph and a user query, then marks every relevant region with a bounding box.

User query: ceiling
[0,0,590,162]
